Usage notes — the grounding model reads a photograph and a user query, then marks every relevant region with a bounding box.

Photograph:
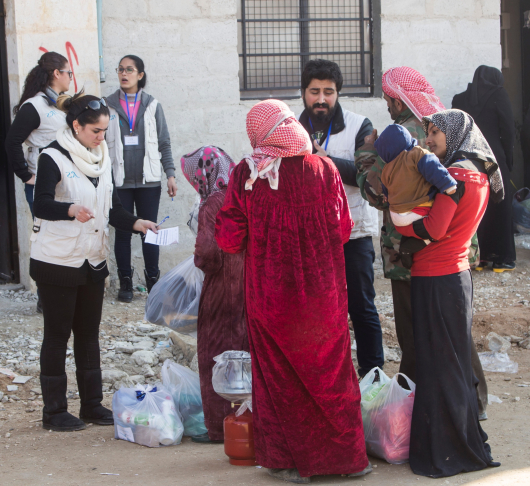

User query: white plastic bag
[360,368,415,465]
[478,351,519,374]
[161,360,207,436]
[112,383,184,447]
[144,256,204,335]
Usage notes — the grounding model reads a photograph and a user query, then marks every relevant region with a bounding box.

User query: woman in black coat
[452,65,516,272]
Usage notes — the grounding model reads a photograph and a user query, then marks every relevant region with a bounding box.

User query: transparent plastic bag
[212,351,252,407]
[360,369,415,465]
[144,256,204,335]
[112,383,184,447]
[359,367,392,425]
[478,352,519,374]
[161,360,207,436]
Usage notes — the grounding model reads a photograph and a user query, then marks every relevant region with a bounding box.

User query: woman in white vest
[6,51,71,218]
[30,90,158,432]
[6,51,72,314]
[106,54,177,303]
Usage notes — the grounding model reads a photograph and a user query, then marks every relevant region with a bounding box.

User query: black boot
[144,269,160,293]
[118,269,134,303]
[76,369,114,425]
[40,374,86,432]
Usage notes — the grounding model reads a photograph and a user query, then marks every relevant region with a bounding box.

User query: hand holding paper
[145,227,179,246]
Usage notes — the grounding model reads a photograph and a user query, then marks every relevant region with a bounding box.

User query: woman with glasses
[106,54,176,302]
[30,90,158,431]
[6,51,72,313]
[6,52,72,217]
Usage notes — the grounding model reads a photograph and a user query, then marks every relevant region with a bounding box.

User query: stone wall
[5,0,101,289]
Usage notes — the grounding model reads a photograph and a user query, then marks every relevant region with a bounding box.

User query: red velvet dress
[215,155,369,477]
[194,190,249,441]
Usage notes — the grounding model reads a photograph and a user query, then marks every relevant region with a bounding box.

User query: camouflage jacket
[355,109,479,281]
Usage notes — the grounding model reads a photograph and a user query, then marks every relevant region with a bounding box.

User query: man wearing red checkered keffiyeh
[244,99,312,190]
[382,66,446,121]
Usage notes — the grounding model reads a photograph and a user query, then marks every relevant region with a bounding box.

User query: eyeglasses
[77,98,107,118]
[116,67,138,74]
[59,70,73,79]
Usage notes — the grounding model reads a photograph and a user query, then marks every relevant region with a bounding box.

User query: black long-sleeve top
[5,103,41,183]
[30,141,139,286]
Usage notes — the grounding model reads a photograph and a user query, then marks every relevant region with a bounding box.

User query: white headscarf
[56,126,110,178]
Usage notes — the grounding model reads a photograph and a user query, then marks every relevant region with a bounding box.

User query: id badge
[124,135,139,146]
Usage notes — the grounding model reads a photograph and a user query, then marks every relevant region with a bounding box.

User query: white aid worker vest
[22,93,66,174]
[325,110,379,239]
[30,146,114,268]
[106,99,161,186]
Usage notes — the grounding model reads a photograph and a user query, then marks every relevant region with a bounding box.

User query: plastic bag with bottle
[113,383,184,447]
[144,255,204,335]
[161,360,207,436]
[212,351,252,416]
[359,368,415,465]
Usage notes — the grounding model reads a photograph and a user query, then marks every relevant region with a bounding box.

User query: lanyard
[309,119,332,151]
[124,92,138,134]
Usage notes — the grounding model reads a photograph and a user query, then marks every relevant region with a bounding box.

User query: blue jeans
[344,236,384,376]
[114,186,161,278]
[25,183,35,219]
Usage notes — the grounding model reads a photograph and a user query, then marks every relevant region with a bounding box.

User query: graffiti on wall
[39,42,79,92]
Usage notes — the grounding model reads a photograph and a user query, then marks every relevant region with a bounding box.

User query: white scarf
[56,126,110,178]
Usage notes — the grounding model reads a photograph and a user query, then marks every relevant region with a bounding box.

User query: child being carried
[374,125,457,268]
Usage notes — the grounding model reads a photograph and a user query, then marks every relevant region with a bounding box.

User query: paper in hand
[145,227,179,246]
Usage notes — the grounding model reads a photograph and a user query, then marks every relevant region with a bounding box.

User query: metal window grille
[238,0,373,100]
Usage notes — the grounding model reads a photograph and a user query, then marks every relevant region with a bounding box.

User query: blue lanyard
[309,119,332,151]
[124,92,138,134]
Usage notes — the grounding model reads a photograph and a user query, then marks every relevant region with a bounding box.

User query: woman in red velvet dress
[395,110,502,478]
[215,100,370,483]
[181,146,248,443]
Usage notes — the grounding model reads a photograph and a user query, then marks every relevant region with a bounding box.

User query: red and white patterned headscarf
[382,67,446,121]
[244,99,312,190]
[181,146,236,205]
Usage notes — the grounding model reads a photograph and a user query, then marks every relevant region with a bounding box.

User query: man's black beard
[304,99,338,127]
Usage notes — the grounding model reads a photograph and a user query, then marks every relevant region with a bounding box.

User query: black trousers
[344,236,384,376]
[409,271,494,478]
[391,279,488,413]
[115,186,161,278]
[39,279,105,376]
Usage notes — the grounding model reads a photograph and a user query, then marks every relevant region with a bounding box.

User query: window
[237,0,373,100]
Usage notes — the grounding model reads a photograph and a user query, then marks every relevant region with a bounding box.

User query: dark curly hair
[13,51,68,114]
[301,59,343,92]
[56,88,110,130]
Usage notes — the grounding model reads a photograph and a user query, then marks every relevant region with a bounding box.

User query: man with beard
[354,67,488,420]
[298,59,383,378]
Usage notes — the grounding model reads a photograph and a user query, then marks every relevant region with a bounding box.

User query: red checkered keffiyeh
[244,99,312,190]
[382,67,446,121]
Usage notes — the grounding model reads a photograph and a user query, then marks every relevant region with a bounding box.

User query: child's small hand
[445,185,457,195]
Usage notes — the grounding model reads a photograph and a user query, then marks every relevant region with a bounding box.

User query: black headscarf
[467,65,504,108]
[422,109,504,203]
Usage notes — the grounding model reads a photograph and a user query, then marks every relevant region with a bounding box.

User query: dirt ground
[1,245,529,485]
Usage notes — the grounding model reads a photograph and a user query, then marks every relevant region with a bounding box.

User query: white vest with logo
[325,110,379,239]
[22,93,66,174]
[106,99,161,186]
[30,146,113,268]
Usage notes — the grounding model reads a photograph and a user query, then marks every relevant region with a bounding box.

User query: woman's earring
[75,130,79,135]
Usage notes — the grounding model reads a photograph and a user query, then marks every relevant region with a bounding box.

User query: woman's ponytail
[13,51,68,115]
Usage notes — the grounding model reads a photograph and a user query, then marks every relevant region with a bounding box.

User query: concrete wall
[100,0,502,285]
[5,0,101,289]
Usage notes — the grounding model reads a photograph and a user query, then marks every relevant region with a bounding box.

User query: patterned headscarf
[382,66,446,121]
[244,99,312,190]
[181,146,236,204]
[422,109,504,203]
